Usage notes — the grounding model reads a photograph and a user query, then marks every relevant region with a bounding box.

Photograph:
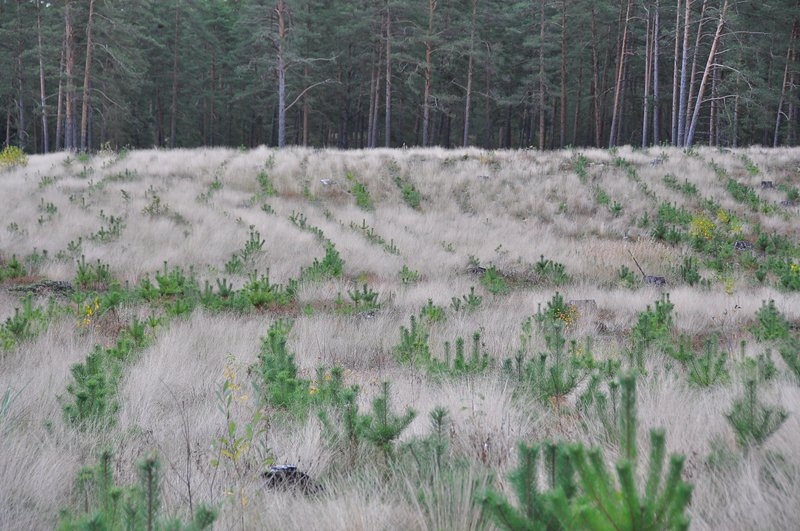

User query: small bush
[0,146,28,169]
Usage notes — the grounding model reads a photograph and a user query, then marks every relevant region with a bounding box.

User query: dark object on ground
[9,279,73,297]
[733,240,754,251]
[644,275,667,286]
[650,159,663,167]
[262,465,323,495]
[760,181,774,189]
[628,250,667,287]
[780,200,798,208]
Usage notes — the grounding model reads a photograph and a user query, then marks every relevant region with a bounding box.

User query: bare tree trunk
[710,52,718,146]
[774,21,797,147]
[463,0,477,147]
[559,0,568,148]
[642,7,652,147]
[64,0,76,151]
[15,0,26,150]
[537,0,546,150]
[684,0,707,142]
[55,31,65,152]
[572,65,582,146]
[170,0,181,148]
[591,4,602,147]
[80,0,96,152]
[652,0,660,145]
[384,3,392,147]
[677,0,692,146]
[422,0,435,146]
[275,0,287,148]
[36,0,49,153]
[685,0,728,147]
[671,0,682,145]
[609,0,632,148]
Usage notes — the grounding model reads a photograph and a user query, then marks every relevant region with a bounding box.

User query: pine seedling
[726,379,788,451]
[318,385,366,469]
[361,381,417,465]
[552,375,693,531]
[779,337,800,382]
[394,315,431,366]
[482,441,574,531]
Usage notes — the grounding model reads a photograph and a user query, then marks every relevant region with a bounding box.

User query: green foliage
[0,146,28,168]
[57,450,215,531]
[418,298,446,324]
[256,169,277,197]
[393,175,421,209]
[240,270,297,309]
[629,294,675,368]
[668,336,730,387]
[751,299,790,342]
[341,283,380,313]
[481,265,510,295]
[75,255,114,290]
[346,171,373,210]
[726,179,761,211]
[300,244,344,281]
[398,264,420,284]
[0,255,26,281]
[450,286,482,312]
[360,381,417,465]
[618,265,638,289]
[434,332,491,377]
[394,315,431,365]
[63,320,149,428]
[740,154,760,176]
[778,337,800,382]
[726,379,788,451]
[485,376,692,531]
[573,153,589,181]
[0,295,47,350]
[533,255,571,286]
[483,441,575,531]
[678,256,702,286]
[254,320,306,411]
[522,319,583,404]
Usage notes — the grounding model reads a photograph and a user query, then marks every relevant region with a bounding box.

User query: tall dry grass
[1,145,799,529]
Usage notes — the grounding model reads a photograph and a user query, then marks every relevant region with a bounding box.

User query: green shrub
[57,450,215,530]
[0,146,28,168]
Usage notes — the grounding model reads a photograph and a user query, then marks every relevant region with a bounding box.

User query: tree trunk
[384,3,392,147]
[642,8,652,147]
[590,4,602,147]
[15,0,26,150]
[64,0,76,151]
[773,20,797,147]
[559,0,568,148]
[275,0,287,148]
[676,0,692,146]
[652,0,660,145]
[572,65,582,146]
[671,0,682,145]
[463,0,477,147]
[80,0,96,152]
[537,0,546,150]
[56,30,65,152]
[170,0,181,148]
[36,0,49,153]
[609,0,632,148]
[684,0,708,142]
[422,0,435,147]
[685,0,728,147]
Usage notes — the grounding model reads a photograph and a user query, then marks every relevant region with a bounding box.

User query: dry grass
[1,145,800,529]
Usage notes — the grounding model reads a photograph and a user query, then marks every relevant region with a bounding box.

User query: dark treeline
[1,0,798,152]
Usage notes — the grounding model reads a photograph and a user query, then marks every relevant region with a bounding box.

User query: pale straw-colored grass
[1,145,799,529]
